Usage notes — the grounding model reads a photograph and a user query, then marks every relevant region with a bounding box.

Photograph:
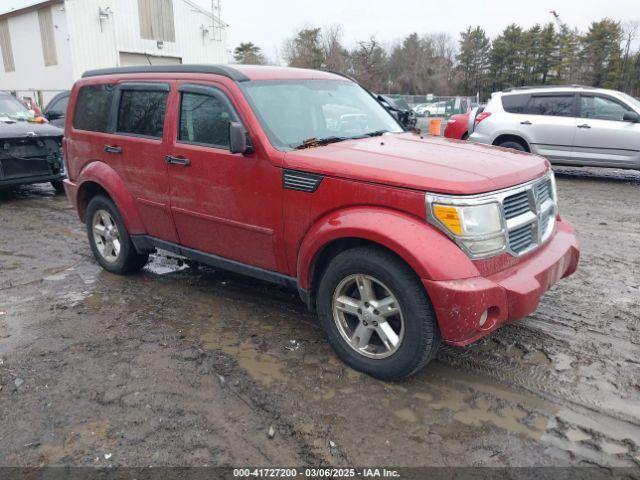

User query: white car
[414,101,447,117]
[469,85,640,169]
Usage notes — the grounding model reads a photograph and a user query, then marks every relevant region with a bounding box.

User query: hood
[284,133,548,194]
[0,120,63,139]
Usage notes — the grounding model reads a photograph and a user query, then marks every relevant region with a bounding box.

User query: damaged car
[0,92,65,193]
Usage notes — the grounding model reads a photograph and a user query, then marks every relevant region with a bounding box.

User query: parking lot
[0,166,639,468]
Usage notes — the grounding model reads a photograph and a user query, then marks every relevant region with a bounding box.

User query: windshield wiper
[361,129,389,137]
[294,136,348,150]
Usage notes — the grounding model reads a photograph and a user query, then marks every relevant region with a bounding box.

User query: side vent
[283,169,323,193]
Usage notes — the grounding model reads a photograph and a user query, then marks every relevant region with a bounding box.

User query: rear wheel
[316,246,441,380]
[86,195,148,274]
[497,139,527,152]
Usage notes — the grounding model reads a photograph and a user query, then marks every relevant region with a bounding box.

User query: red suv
[63,65,579,380]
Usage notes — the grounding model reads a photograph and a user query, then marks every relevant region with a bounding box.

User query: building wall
[0,0,227,106]
[0,2,75,104]
[113,0,227,66]
[65,0,118,80]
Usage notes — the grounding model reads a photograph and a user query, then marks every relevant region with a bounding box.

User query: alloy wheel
[92,209,121,263]
[332,274,405,359]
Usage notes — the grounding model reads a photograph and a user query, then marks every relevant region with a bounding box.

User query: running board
[131,235,298,289]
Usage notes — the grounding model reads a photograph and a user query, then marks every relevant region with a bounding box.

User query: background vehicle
[63,65,578,381]
[43,91,70,128]
[377,94,417,130]
[0,92,65,192]
[469,86,640,169]
[444,112,471,139]
[415,101,447,117]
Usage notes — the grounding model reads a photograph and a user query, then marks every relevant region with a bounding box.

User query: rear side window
[117,89,168,138]
[525,95,574,117]
[178,91,236,148]
[73,85,115,132]
[502,94,529,113]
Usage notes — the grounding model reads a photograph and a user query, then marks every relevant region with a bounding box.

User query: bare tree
[321,24,348,72]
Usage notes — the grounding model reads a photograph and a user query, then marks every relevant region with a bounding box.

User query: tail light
[475,112,492,124]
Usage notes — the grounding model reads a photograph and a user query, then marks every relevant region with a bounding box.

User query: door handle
[104,145,122,154]
[520,120,532,125]
[577,124,591,129]
[165,155,191,166]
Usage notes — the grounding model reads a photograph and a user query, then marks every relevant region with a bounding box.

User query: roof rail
[82,64,250,82]
[503,84,596,92]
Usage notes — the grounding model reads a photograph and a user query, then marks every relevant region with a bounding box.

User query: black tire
[50,180,65,194]
[497,139,527,152]
[316,246,441,380]
[461,132,469,140]
[86,195,148,274]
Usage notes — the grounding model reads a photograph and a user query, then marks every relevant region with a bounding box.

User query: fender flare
[296,207,480,290]
[76,161,146,234]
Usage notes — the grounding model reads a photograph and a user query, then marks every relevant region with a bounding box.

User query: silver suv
[469,86,640,170]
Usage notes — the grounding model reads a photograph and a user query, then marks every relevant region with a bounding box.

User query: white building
[0,0,228,105]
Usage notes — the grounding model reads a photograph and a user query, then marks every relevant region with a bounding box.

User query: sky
[197,0,639,62]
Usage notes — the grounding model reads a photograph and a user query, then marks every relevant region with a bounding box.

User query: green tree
[581,19,624,88]
[233,42,265,65]
[457,26,490,96]
[389,33,435,94]
[284,28,325,69]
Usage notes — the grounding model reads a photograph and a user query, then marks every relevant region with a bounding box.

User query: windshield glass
[617,92,640,111]
[0,94,31,121]
[240,80,403,150]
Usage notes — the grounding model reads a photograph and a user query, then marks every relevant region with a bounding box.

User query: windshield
[240,80,403,150]
[0,94,31,121]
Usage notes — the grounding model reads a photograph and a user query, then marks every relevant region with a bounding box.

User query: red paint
[444,112,470,140]
[64,65,579,346]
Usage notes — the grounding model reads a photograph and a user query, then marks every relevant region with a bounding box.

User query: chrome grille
[508,224,535,254]
[535,179,552,203]
[502,175,557,256]
[503,190,531,219]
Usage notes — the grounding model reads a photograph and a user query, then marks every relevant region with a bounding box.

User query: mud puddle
[1,169,640,468]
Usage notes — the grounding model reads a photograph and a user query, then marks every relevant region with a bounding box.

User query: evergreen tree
[581,19,624,88]
[457,26,490,96]
[233,42,265,65]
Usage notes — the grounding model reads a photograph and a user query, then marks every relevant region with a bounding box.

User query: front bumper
[423,219,579,346]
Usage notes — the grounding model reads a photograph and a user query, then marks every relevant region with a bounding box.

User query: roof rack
[82,64,250,82]
[503,84,596,92]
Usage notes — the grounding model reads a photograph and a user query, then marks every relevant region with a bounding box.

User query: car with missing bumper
[0,92,65,192]
[62,65,579,380]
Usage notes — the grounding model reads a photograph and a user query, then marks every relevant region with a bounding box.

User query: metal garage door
[119,52,182,66]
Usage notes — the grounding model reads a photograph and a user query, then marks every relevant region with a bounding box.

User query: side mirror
[623,111,639,123]
[229,122,254,154]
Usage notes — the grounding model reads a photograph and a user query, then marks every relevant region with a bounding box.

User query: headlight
[427,197,506,258]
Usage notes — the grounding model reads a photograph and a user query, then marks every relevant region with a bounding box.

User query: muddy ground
[0,167,639,469]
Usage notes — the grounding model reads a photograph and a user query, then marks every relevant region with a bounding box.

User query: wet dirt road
[0,167,639,468]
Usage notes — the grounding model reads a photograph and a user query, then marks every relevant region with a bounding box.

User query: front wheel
[497,139,527,152]
[86,195,148,274]
[316,246,441,380]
